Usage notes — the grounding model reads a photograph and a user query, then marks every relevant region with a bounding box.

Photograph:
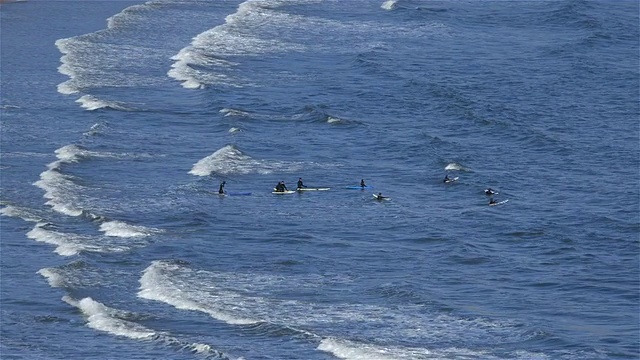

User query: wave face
[1,0,638,359]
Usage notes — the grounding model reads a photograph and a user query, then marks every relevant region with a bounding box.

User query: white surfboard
[297,187,330,191]
[272,190,296,195]
[444,177,459,183]
[489,199,508,206]
[373,194,390,200]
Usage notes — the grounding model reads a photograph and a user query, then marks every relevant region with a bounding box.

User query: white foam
[138,261,257,325]
[318,338,398,360]
[33,169,84,217]
[0,204,42,223]
[26,226,85,256]
[63,296,157,340]
[168,0,308,89]
[33,145,128,216]
[38,268,67,288]
[56,82,79,95]
[61,295,223,356]
[189,145,303,176]
[220,108,249,117]
[26,223,145,255]
[99,220,157,238]
[54,144,87,163]
[445,162,467,171]
[76,95,130,111]
[83,123,104,136]
[380,0,398,11]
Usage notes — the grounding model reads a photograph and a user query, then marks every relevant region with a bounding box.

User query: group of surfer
[274,181,290,192]
[220,176,501,205]
[275,177,389,200]
[443,174,502,206]
[218,178,310,194]
[272,178,305,192]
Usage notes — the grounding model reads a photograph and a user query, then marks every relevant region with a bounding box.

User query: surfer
[443,174,451,183]
[360,179,366,188]
[218,181,226,194]
[376,192,386,199]
[489,198,497,205]
[297,178,306,189]
[275,181,288,192]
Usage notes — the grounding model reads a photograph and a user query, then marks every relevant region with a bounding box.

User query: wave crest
[189,145,302,176]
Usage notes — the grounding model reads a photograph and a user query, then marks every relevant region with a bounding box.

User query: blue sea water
[1,0,638,359]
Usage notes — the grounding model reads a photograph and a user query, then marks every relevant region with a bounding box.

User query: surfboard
[297,187,330,191]
[489,199,508,206]
[272,190,296,195]
[346,185,373,189]
[444,177,459,183]
[373,194,390,200]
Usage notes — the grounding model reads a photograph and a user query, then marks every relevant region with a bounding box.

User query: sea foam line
[99,220,159,238]
[26,224,135,256]
[168,0,308,89]
[62,296,228,358]
[139,260,258,325]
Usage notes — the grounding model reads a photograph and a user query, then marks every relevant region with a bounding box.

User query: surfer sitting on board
[489,198,497,205]
[443,174,451,183]
[218,181,226,194]
[275,181,288,192]
[360,179,366,187]
[297,178,306,189]
[376,192,386,199]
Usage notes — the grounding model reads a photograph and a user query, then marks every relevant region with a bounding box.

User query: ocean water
[1,0,638,359]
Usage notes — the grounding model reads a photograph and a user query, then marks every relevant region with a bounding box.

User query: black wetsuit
[218,183,225,194]
[297,180,305,189]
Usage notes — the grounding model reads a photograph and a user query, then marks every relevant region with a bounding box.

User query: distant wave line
[61,295,229,359]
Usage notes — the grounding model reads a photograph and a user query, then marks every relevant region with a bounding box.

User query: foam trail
[61,296,226,358]
[99,220,158,238]
[26,222,150,256]
[26,225,91,256]
[0,204,43,223]
[33,169,84,217]
[76,95,131,111]
[33,144,121,217]
[168,0,307,89]
[139,261,258,325]
[318,338,398,360]
[38,268,68,288]
[64,296,156,339]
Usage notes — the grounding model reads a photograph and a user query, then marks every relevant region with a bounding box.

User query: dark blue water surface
[1,1,638,359]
